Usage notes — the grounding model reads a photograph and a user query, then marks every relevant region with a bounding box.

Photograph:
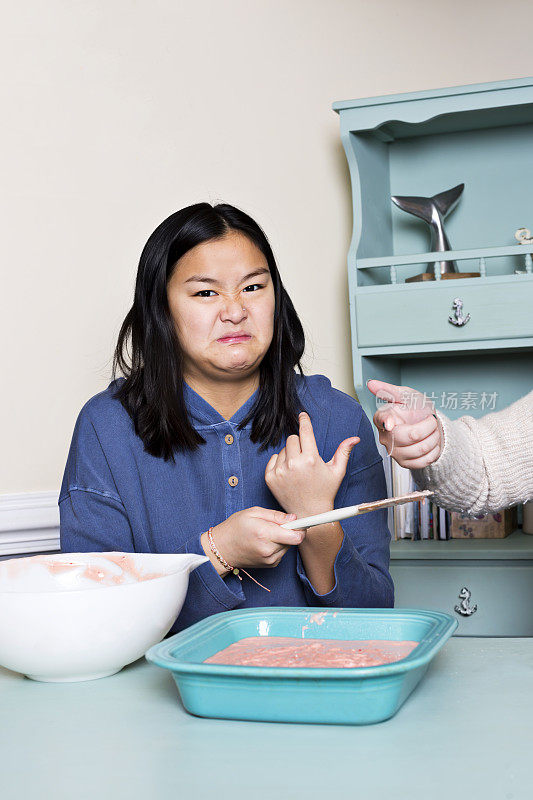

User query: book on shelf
[420,499,430,539]
[439,506,448,540]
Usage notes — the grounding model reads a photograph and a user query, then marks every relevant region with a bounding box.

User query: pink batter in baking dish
[204,637,418,668]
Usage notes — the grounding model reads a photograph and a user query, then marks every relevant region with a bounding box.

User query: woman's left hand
[264,411,360,519]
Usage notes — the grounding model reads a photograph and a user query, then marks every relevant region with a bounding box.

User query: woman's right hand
[367,379,444,469]
[200,506,306,576]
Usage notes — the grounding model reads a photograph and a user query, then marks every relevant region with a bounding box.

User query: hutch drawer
[355,279,533,349]
[391,560,533,636]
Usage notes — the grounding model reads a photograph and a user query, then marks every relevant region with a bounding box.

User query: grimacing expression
[167,231,276,382]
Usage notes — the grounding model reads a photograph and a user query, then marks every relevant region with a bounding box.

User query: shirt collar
[183,380,259,428]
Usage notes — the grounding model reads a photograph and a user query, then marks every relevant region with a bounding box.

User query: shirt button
[225,434,234,445]
[228,475,239,487]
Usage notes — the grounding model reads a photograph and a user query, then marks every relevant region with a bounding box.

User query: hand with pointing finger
[264,411,360,518]
[367,379,444,469]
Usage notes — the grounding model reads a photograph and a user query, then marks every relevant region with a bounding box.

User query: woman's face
[167,231,276,384]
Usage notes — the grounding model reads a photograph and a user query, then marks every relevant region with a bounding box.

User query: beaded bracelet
[206,527,270,592]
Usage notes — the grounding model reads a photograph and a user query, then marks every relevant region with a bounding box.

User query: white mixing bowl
[0,551,208,682]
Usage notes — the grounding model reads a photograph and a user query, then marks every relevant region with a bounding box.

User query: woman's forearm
[411,390,533,515]
[297,519,343,595]
[410,411,485,513]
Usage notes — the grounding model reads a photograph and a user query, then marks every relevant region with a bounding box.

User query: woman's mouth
[217,334,251,344]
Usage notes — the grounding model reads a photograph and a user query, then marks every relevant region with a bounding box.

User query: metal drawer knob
[448,298,471,327]
[455,586,477,616]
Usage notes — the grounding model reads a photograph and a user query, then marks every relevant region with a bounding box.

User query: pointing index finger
[298,411,319,455]
[367,379,405,404]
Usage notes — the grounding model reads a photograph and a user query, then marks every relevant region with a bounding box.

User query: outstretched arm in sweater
[368,381,533,516]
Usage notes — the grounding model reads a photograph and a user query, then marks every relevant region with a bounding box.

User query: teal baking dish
[145,607,457,725]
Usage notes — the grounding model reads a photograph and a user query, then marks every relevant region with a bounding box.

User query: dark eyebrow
[184,267,270,285]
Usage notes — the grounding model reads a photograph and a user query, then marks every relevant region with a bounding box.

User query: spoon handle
[280,490,433,530]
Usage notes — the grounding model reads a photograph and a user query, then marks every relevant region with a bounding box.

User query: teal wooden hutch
[333,77,533,635]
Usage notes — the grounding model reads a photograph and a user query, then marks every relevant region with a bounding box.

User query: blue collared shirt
[59,373,393,633]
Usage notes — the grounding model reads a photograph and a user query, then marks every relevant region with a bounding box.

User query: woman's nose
[220,292,247,320]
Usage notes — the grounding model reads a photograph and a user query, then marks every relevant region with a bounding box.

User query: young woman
[59,203,393,633]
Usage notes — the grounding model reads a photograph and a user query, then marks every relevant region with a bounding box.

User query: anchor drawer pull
[448,298,471,327]
[455,587,477,616]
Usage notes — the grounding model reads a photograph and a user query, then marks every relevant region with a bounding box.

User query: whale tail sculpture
[391,183,464,276]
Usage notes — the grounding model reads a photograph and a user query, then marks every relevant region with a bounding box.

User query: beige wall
[2,0,532,493]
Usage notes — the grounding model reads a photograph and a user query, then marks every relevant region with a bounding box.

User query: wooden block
[441,272,481,280]
[450,507,517,538]
[406,272,481,283]
[405,272,434,282]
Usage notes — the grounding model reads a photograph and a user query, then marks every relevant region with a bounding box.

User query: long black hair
[111,202,307,462]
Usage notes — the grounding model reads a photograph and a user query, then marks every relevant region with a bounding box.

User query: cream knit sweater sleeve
[411,390,533,515]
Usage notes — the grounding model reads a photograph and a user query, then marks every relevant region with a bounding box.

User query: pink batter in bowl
[0,552,207,682]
